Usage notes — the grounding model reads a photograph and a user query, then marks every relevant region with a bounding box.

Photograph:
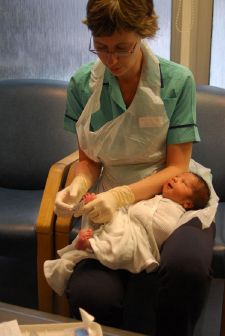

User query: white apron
[76,42,169,191]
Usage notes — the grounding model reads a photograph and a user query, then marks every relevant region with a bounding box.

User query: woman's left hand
[83,186,135,223]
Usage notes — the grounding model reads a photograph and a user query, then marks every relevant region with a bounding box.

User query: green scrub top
[64,56,200,145]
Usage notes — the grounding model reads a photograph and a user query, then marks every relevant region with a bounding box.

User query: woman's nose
[106,53,118,66]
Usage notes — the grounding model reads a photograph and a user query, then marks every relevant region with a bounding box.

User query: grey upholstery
[0,79,74,189]
[192,85,225,279]
[0,79,74,308]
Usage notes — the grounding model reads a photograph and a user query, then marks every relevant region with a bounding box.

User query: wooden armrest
[36,151,79,234]
[36,151,78,312]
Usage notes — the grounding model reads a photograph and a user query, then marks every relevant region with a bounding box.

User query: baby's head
[162,172,210,210]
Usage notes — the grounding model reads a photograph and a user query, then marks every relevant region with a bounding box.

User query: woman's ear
[183,199,193,210]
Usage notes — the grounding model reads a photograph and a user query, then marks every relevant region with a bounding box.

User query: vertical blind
[0,0,171,81]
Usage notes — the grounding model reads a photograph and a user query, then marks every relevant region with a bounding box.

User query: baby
[75,171,210,251]
[44,172,210,296]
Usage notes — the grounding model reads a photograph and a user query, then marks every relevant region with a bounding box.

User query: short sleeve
[64,63,126,133]
[159,58,200,145]
[64,63,93,134]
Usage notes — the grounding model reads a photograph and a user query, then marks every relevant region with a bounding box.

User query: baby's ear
[183,199,193,210]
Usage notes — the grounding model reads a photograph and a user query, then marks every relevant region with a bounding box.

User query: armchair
[192,85,225,336]
[44,85,225,335]
[0,79,75,310]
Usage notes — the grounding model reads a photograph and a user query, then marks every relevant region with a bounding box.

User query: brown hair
[190,173,211,210]
[83,0,159,38]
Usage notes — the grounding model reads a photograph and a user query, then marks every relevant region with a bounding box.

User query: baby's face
[162,172,197,207]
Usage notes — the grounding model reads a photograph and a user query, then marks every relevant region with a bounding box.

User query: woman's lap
[65,258,130,327]
[66,219,215,336]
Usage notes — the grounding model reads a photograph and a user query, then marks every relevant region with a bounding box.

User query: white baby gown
[44,196,185,295]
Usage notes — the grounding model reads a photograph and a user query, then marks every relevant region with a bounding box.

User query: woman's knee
[160,249,210,293]
[65,259,127,326]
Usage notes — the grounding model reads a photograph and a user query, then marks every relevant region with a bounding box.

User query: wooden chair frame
[36,151,78,313]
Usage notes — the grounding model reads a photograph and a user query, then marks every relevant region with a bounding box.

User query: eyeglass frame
[88,37,139,57]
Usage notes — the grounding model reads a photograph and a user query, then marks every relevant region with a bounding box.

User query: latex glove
[83,185,135,224]
[54,175,89,217]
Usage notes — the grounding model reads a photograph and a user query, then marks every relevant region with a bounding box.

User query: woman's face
[93,30,142,79]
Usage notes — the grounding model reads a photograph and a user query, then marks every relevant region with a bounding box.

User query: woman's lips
[109,67,120,73]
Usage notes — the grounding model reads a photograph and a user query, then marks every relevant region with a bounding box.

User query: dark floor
[194,278,223,336]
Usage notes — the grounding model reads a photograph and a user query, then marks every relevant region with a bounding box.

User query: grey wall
[0,0,96,81]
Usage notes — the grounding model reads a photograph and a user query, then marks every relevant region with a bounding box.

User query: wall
[171,0,213,85]
[210,0,225,88]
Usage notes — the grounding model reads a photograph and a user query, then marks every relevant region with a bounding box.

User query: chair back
[193,85,225,202]
[0,79,75,189]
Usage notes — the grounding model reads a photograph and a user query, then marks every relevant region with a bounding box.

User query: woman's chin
[109,67,122,76]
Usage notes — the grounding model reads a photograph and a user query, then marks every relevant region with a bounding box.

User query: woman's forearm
[74,147,102,189]
[129,165,185,201]
[129,142,192,202]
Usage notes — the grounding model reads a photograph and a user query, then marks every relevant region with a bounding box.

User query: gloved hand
[54,175,89,217]
[83,185,135,224]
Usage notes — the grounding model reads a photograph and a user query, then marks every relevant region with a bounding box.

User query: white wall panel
[210,0,225,88]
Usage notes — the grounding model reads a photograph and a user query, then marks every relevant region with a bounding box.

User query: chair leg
[37,232,54,313]
[220,281,225,336]
[54,294,70,317]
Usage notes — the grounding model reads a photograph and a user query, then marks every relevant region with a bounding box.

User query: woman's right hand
[54,175,89,217]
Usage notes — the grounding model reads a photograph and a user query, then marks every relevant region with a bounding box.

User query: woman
[55,1,215,335]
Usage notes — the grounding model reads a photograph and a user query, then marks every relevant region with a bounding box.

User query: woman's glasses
[89,37,138,57]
